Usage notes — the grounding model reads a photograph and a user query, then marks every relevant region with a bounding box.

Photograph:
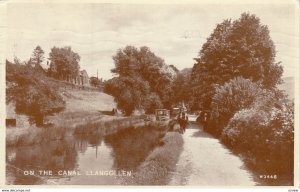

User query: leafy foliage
[31,45,45,66]
[48,46,80,81]
[6,61,65,126]
[104,76,150,115]
[89,76,103,88]
[209,77,264,135]
[221,97,294,178]
[190,13,283,111]
[171,68,192,109]
[143,93,163,114]
[106,46,177,115]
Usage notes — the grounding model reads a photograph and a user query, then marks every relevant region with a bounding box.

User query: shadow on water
[6,124,166,185]
[6,138,77,185]
[104,125,165,171]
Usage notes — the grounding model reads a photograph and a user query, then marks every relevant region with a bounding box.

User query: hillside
[6,62,120,145]
[7,79,118,128]
[46,86,118,128]
[278,77,294,99]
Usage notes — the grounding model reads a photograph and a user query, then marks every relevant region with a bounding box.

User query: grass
[46,87,118,128]
[6,81,122,146]
[122,132,184,185]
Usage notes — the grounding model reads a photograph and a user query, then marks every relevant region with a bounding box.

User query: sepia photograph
[2,0,299,187]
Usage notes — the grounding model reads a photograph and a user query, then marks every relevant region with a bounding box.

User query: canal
[6,124,166,185]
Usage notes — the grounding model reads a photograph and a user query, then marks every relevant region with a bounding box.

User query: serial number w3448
[260,175,277,179]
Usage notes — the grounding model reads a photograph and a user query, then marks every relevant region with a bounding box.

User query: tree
[48,46,80,81]
[31,46,44,67]
[143,93,163,114]
[171,68,192,107]
[190,13,283,111]
[6,61,65,126]
[14,81,65,126]
[209,77,266,135]
[104,76,150,115]
[169,64,179,73]
[89,76,102,87]
[108,46,177,114]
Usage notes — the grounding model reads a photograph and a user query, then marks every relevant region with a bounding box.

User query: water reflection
[6,124,165,185]
[105,126,165,170]
[6,138,77,185]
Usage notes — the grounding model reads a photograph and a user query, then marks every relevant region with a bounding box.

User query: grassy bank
[46,87,117,128]
[6,80,122,146]
[123,132,183,185]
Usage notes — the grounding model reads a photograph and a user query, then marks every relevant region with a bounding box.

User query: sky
[5,3,299,80]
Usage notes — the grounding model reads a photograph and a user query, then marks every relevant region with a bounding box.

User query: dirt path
[169,117,256,186]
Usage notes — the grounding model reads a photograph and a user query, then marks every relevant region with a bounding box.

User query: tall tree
[190,13,283,111]
[31,46,44,66]
[109,46,177,113]
[48,46,80,81]
[171,68,192,107]
[104,76,150,115]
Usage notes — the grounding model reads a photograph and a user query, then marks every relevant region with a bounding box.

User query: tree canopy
[104,76,151,115]
[89,76,103,88]
[105,46,177,115]
[6,60,65,126]
[190,13,283,110]
[31,45,45,67]
[48,46,80,81]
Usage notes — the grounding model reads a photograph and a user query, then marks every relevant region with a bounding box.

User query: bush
[207,77,264,136]
[221,98,294,179]
[6,61,65,126]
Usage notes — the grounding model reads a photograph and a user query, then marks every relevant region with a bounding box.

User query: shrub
[207,77,264,136]
[6,61,65,126]
[221,97,294,179]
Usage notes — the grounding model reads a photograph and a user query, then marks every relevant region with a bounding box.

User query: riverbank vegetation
[103,46,176,115]
[6,10,294,186]
[6,60,66,127]
[122,132,183,185]
[189,13,294,185]
[103,46,194,115]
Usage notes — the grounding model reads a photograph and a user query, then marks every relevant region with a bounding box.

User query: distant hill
[278,77,294,99]
[180,68,192,79]
[180,68,192,75]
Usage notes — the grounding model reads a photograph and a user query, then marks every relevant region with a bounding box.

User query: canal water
[6,125,166,185]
